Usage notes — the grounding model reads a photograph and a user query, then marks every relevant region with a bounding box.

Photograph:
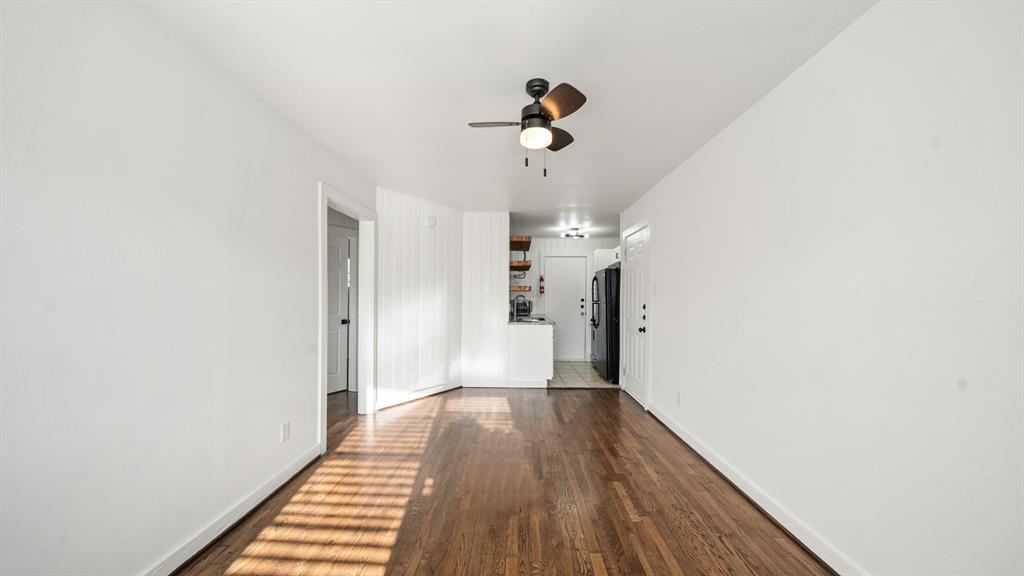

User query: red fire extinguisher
[539,275,545,295]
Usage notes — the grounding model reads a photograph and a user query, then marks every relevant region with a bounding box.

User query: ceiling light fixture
[561,227,589,239]
[519,117,552,149]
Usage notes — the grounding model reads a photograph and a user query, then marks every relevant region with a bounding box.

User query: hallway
[177,389,831,575]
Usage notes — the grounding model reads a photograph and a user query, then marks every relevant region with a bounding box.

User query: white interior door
[621,224,650,405]
[544,256,588,360]
[327,234,351,393]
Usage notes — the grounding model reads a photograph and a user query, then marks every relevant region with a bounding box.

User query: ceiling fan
[469,78,586,154]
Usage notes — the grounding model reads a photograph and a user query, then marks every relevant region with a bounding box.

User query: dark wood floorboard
[175,389,833,576]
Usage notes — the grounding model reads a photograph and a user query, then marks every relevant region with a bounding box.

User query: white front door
[621,224,650,405]
[327,234,351,393]
[544,256,588,360]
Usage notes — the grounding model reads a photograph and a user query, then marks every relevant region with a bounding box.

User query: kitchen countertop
[508,315,556,326]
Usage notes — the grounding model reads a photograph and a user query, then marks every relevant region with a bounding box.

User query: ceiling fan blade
[541,83,586,120]
[547,127,574,151]
[468,121,520,128]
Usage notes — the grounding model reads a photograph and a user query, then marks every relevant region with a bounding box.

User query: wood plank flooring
[176,389,833,576]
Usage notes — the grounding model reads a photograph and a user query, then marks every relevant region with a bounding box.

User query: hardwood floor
[176,389,833,576]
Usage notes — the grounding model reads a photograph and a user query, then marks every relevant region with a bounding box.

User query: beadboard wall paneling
[376,188,462,408]
[461,212,511,382]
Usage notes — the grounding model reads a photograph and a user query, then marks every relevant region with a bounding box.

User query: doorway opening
[318,182,376,456]
[327,209,359,395]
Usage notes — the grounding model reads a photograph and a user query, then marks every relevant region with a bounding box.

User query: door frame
[543,254,589,361]
[319,182,377,456]
[620,219,652,409]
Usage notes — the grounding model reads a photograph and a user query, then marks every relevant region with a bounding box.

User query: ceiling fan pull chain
[544,150,547,177]
[524,148,528,168]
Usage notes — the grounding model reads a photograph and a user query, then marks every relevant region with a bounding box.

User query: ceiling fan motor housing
[525,77,550,100]
[521,102,551,130]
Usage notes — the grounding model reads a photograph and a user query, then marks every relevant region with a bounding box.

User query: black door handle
[638,326,646,333]
[341,319,350,325]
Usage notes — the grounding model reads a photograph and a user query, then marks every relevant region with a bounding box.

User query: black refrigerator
[590,263,620,383]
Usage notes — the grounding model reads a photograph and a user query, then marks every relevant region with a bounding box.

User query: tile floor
[548,361,619,388]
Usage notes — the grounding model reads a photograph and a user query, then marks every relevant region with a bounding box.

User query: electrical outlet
[280,422,290,443]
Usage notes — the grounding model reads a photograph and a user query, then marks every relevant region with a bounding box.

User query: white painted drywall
[0,3,374,574]
[461,212,511,383]
[621,2,1023,574]
[375,188,463,408]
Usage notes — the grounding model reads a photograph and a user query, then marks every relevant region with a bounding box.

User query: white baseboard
[646,405,865,576]
[376,382,461,410]
[144,445,321,576]
[461,379,547,388]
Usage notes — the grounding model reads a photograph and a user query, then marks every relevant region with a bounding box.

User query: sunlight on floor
[443,396,512,414]
[443,396,516,433]
[224,398,440,576]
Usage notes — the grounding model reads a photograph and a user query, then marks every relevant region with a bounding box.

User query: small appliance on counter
[510,295,533,320]
[590,263,620,383]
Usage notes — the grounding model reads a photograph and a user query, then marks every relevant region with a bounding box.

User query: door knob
[638,326,646,333]
[340,319,350,325]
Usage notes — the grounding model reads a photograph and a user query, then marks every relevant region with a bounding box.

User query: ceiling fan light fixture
[561,227,588,239]
[519,116,552,149]
[470,77,585,156]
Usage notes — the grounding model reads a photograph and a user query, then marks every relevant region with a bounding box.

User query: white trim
[356,219,375,414]
[328,224,359,238]
[319,182,378,462]
[462,380,548,388]
[375,382,461,410]
[647,405,864,576]
[143,446,320,576]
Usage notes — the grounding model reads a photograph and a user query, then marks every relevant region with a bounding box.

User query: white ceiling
[147,1,872,235]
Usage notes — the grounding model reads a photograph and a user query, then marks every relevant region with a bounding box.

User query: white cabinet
[507,324,554,385]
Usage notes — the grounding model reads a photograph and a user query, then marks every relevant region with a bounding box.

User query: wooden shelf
[510,235,532,252]
[510,260,532,272]
[509,285,532,293]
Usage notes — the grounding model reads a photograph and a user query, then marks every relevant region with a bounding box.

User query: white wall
[461,212,511,383]
[0,3,375,575]
[621,2,1023,574]
[375,188,462,408]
